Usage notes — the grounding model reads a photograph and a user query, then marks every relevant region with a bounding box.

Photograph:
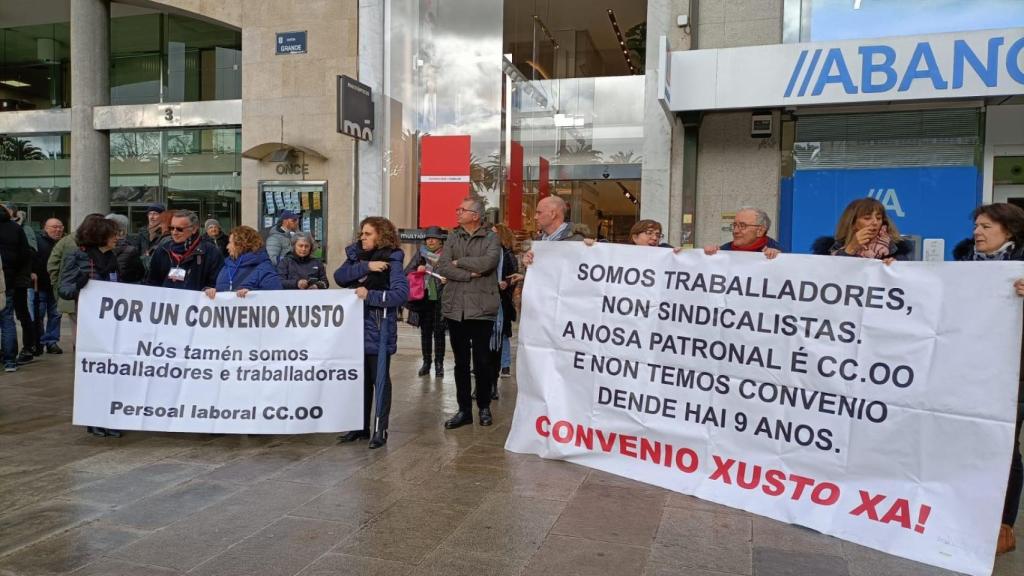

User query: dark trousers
[448,319,494,413]
[1004,401,1024,526]
[13,288,35,351]
[361,354,392,434]
[419,300,446,365]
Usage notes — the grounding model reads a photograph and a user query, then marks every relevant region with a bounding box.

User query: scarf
[357,247,393,291]
[168,234,203,266]
[972,241,1016,261]
[541,222,571,241]
[420,245,442,301]
[732,235,770,252]
[857,226,892,260]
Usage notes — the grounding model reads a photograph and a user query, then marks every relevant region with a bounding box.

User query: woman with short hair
[206,225,282,299]
[334,217,409,448]
[953,202,1024,555]
[277,233,328,290]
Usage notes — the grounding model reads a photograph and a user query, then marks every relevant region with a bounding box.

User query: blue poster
[788,166,979,260]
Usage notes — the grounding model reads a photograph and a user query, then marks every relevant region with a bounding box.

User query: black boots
[368,429,388,449]
[338,430,370,443]
[444,411,473,429]
[434,360,444,377]
[418,359,431,376]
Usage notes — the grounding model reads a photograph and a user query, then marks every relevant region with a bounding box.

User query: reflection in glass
[795,0,1024,42]
[0,23,70,110]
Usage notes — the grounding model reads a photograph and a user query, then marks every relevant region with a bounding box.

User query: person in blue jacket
[334,216,409,449]
[205,225,282,299]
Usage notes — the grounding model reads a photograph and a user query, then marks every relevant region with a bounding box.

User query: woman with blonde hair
[812,197,912,262]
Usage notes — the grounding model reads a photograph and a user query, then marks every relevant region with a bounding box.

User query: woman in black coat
[59,217,126,439]
[953,203,1024,555]
[276,233,328,290]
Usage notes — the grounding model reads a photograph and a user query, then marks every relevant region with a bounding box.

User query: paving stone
[69,558,182,575]
[504,458,588,501]
[353,440,460,484]
[550,479,666,547]
[0,522,141,576]
[289,476,406,527]
[336,499,473,564]
[110,480,325,571]
[273,445,385,486]
[0,468,108,514]
[522,534,649,576]
[440,494,566,561]
[64,461,211,506]
[188,516,348,576]
[400,466,509,509]
[412,549,524,576]
[842,541,961,576]
[102,480,240,530]
[751,515,844,555]
[0,500,106,556]
[296,552,413,576]
[752,548,849,576]
[201,445,325,484]
[648,508,753,575]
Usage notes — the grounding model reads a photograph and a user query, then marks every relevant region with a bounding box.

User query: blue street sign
[276,31,307,55]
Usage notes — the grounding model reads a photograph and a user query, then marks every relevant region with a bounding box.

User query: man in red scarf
[704,207,782,259]
[146,210,224,291]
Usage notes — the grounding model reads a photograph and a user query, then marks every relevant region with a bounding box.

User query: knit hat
[145,203,166,214]
[204,218,221,231]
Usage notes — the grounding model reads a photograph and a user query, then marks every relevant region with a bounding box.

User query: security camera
[602,168,610,179]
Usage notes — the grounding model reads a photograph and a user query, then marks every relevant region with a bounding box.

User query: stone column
[357,0,385,229]
[70,0,111,227]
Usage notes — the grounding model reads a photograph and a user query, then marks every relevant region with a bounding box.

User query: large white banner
[73,283,364,434]
[506,243,1022,576]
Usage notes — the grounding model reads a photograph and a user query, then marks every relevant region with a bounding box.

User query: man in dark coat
[33,218,65,354]
[704,208,783,258]
[146,210,224,291]
[0,208,31,371]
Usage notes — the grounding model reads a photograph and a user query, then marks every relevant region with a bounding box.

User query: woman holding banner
[57,217,125,438]
[335,217,409,449]
[812,198,912,263]
[206,226,282,298]
[953,202,1024,555]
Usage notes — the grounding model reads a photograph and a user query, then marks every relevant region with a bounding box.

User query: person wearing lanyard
[206,225,282,299]
[146,210,224,291]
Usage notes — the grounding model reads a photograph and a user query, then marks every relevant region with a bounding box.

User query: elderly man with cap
[135,202,170,271]
[266,210,299,264]
[703,207,782,259]
[204,218,229,257]
[404,226,448,377]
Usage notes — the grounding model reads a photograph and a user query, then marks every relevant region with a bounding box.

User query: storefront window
[0,133,70,231]
[0,23,70,110]
[786,0,1024,43]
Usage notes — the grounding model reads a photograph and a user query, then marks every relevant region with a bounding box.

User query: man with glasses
[434,197,501,429]
[33,218,65,354]
[146,210,224,291]
[704,207,782,259]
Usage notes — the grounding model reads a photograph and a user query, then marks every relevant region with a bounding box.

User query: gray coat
[434,226,500,322]
[265,227,293,264]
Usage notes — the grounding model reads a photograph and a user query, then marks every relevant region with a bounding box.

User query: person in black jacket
[952,203,1024,555]
[276,233,328,290]
[1,203,36,363]
[204,218,229,258]
[146,210,224,291]
[59,217,124,438]
[488,224,518,396]
[33,218,65,354]
[0,206,32,371]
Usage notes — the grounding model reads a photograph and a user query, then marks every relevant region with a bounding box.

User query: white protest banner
[73,282,363,434]
[506,242,1022,576]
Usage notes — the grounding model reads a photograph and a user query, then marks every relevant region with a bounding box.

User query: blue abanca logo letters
[867,188,905,217]
[784,35,1024,98]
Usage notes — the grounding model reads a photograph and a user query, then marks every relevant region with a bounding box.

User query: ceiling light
[0,79,30,88]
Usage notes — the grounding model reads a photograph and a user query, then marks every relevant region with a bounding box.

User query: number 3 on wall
[164,107,174,122]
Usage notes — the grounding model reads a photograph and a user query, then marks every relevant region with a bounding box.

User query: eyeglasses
[641,230,663,240]
[731,222,763,231]
[169,226,191,233]
[455,208,477,215]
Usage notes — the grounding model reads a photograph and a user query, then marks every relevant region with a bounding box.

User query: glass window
[789,0,1024,43]
[0,23,70,110]
[0,133,70,232]
[110,14,163,105]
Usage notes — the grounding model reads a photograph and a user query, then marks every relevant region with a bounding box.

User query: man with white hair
[703,207,782,259]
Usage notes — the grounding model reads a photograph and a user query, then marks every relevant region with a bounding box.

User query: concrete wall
[149,0,359,266]
[693,0,783,244]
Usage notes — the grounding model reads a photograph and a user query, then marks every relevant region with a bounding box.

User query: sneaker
[5,364,17,373]
[46,344,63,355]
[16,350,34,365]
[30,345,43,357]
[500,367,511,378]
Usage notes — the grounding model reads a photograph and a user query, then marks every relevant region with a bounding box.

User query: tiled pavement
[0,321,1021,576]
